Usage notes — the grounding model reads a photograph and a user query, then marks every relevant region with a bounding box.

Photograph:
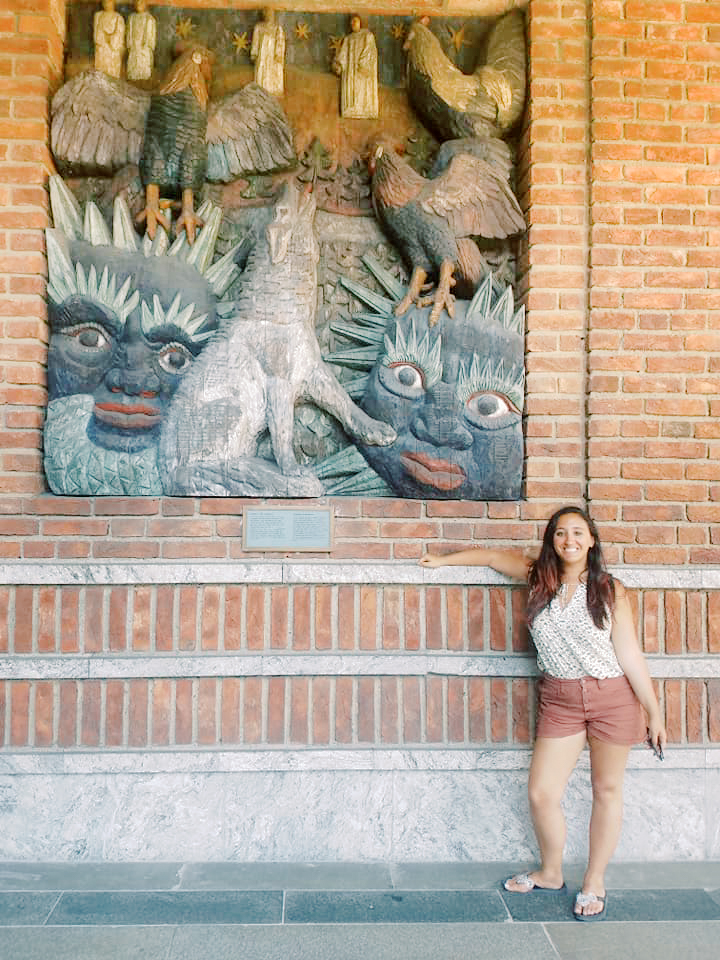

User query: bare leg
[505,732,586,892]
[575,736,632,917]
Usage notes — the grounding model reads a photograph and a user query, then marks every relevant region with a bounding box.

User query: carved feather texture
[206,83,296,181]
[404,13,526,141]
[371,150,426,210]
[50,70,150,174]
[419,154,525,240]
[373,148,524,242]
[50,70,296,184]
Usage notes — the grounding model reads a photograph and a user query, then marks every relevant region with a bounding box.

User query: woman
[419,506,666,920]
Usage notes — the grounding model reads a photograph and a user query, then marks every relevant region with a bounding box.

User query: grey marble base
[0,750,717,862]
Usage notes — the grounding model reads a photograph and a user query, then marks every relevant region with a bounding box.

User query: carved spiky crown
[326,257,525,409]
[45,175,243,344]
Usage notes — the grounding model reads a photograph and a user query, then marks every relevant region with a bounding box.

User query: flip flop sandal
[574,891,608,921]
[503,873,568,894]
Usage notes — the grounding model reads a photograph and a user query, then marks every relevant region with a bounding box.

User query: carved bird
[50,45,296,243]
[369,141,525,326]
[403,13,526,143]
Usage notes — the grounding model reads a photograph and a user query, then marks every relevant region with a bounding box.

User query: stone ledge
[1,653,717,681]
[0,746,714,776]
[2,561,720,588]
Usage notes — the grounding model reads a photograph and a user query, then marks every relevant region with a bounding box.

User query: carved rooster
[50,45,296,243]
[403,13,526,143]
[369,141,525,326]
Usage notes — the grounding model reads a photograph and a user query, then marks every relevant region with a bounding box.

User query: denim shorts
[535,674,646,745]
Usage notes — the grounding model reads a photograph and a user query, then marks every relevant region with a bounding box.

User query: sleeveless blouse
[529,582,624,679]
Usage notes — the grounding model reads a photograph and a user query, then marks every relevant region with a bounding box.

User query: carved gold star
[295,22,311,41]
[232,31,249,55]
[175,18,195,40]
[447,24,470,53]
[391,23,407,42]
[328,35,343,56]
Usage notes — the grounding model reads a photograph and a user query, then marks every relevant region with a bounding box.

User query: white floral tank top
[529,581,624,679]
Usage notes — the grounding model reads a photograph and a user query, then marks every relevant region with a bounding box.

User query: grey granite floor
[0,861,719,960]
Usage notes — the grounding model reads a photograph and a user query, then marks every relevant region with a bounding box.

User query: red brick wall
[1,0,719,556]
[0,0,63,495]
[0,1,719,759]
[2,578,717,749]
[518,0,590,516]
[588,0,720,562]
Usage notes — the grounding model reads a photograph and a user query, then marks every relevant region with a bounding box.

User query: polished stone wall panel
[1,754,718,862]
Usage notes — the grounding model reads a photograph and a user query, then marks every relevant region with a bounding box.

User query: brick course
[1,578,716,750]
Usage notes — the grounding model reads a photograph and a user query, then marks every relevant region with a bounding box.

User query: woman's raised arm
[419,546,532,581]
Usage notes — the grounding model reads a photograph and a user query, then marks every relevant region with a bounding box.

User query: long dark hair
[526,506,615,628]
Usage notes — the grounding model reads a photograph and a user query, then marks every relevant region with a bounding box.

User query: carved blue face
[47,240,216,453]
[356,302,524,500]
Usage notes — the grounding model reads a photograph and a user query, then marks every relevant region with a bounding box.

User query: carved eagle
[50,46,296,242]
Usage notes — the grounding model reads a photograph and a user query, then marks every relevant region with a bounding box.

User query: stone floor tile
[545,920,720,960]
[169,922,560,960]
[600,889,720,922]
[180,861,393,891]
[284,889,508,924]
[48,890,283,926]
[0,893,60,925]
[0,926,174,960]
[500,887,576,922]
[0,862,183,892]
[605,861,720,890]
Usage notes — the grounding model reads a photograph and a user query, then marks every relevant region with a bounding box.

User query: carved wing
[50,69,150,175]
[475,10,527,135]
[428,136,514,183]
[418,153,525,240]
[206,82,296,182]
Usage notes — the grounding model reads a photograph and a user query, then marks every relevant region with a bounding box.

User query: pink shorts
[535,674,646,745]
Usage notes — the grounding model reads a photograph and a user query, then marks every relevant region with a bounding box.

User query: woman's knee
[528,779,564,812]
[590,775,623,804]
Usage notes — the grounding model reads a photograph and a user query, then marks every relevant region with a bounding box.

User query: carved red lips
[400,452,466,491]
[94,402,162,429]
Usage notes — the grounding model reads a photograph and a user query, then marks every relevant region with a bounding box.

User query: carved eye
[157,342,193,375]
[379,362,425,400]
[392,363,423,389]
[64,324,112,352]
[465,392,518,430]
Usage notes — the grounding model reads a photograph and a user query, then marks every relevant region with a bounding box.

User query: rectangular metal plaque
[242,507,334,552]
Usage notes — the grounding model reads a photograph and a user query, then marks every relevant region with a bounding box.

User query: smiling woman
[419,506,667,920]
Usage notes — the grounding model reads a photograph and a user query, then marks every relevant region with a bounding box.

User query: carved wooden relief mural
[46,5,528,499]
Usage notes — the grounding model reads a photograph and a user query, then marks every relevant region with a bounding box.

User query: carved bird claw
[135,184,173,239]
[174,188,205,244]
[394,266,428,317]
[421,261,456,327]
[395,262,457,327]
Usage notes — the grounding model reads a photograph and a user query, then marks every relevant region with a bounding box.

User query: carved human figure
[332,15,378,119]
[126,0,156,82]
[251,8,285,97]
[93,0,125,79]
